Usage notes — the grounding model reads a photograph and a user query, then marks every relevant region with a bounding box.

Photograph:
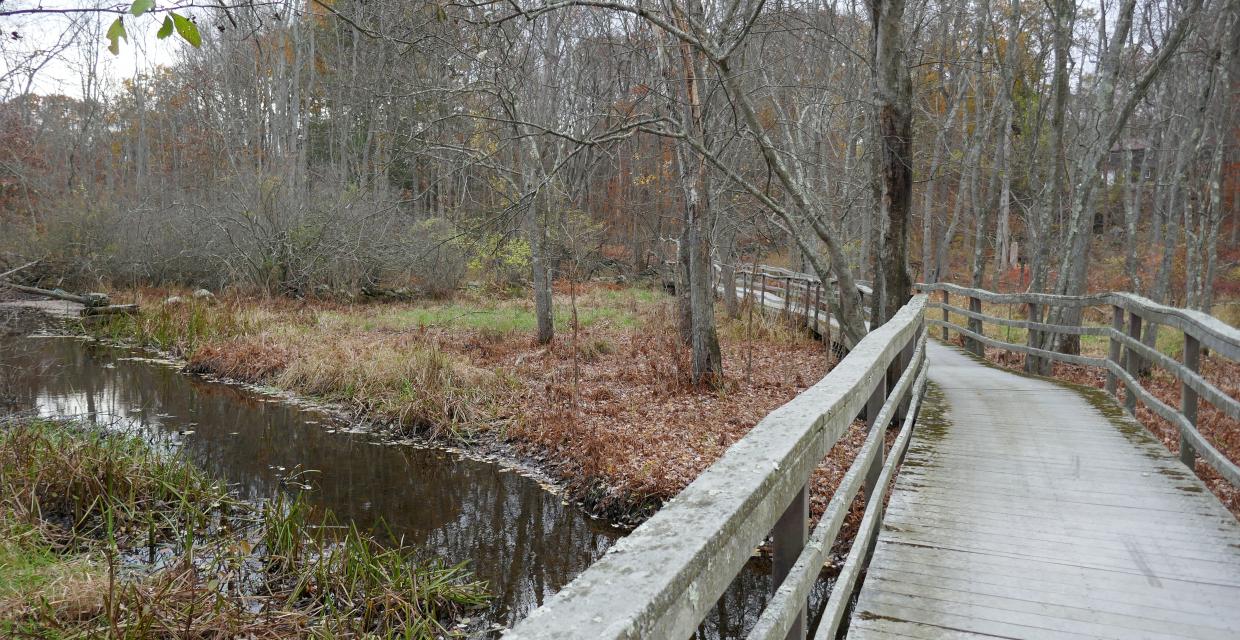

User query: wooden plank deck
[848,341,1240,640]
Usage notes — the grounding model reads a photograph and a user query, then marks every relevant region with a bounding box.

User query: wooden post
[782,278,792,321]
[1124,312,1144,415]
[760,274,768,309]
[1106,305,1124,395]
[1025,302,1040,373]
[895,333,915,422]
[812,283,821,333]
[802,279,812,328]
[824,294,833,357]
[940,290,949,341]
[865,375,887,500]
[1180,334,1200,471]
[772,483,808,640]
[967,296,983,356]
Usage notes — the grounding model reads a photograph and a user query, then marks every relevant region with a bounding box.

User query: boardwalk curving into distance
[849,342,1240,639]
[508,268,1240,640]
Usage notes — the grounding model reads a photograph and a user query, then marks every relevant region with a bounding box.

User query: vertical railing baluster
[1025,302,1040,373]
[1181,333,1200,471]
[824,293,833,356]
[940,289,949,341]
[896,333,915,422]
[812,283,821,333]
[1106,305,1124,395]
[802,279,812,328]
[968,296,983,356]
[783,278,792,321]
[865,375,887,499]
[1125,312,1144,414]
[772,484,808,640]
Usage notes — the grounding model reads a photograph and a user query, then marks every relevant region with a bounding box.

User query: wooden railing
[917,282,1240,488]
[507,293,929,640]
[712,262,873,345]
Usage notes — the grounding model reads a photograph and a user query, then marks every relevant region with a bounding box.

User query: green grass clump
[94,299,259,357]
[260,495,487,636]
[0,417,233,551]
[0,417,488,638]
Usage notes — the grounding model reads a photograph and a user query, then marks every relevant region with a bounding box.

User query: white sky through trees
[2,0,183,98]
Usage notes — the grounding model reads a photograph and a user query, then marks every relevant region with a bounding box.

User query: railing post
[967,296,984,356]
[761,274,768,308]
[1180,334,1200,471]
[865,375,887,500]
[1124,312,1144,415]
[802,280,812,327]
[812,283,821,332]
[824,294,833,354]
[1106,305,1124,395]
[940,289,949,341]
[1025,302,1040,374]
[895,333,915,422]
[783,278,792,320]
[772,483,808,640]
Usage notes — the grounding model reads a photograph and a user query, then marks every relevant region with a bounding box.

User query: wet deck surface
[848,342,1240,639]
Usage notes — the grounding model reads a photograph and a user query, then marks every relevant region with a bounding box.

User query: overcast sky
[2,0,184,98]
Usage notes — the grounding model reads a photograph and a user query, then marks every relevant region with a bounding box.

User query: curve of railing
[507,294,929,640]
[711,262,873,345]
[916,282,1240,488]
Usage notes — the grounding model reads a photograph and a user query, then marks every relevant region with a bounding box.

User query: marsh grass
[274,335,513,437]
[95,299,260,357]
[91,285,665,440]
[0,417,488,638]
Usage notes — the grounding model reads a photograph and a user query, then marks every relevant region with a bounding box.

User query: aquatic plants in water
[0,417,488,638]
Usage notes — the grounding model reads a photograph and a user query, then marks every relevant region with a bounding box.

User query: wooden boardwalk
[848,341,1240,639]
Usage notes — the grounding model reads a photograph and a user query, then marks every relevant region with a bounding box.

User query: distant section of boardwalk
[850,341,1240,639]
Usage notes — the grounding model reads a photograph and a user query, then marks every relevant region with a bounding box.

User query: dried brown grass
[96,284,859,524]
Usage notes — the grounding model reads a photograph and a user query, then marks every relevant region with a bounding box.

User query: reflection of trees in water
[0,336,823,638]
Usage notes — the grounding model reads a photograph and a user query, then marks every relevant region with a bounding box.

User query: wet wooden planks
[847,342,1240,640]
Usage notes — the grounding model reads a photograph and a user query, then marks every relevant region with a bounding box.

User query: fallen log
[0,260,39,281]
[82,304,139,316]
[0,282,109,307]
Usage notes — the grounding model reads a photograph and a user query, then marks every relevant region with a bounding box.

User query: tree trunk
[869,0,914,324]
[530,193,555,345]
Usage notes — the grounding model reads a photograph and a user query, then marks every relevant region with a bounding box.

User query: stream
[0,324,830,638]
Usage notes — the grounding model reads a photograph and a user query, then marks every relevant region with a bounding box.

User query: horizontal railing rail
[916,282,1240,488]
[709,262,872,347]
[507,293,929,640]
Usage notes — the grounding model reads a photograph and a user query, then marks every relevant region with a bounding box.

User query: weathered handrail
[711,262,872,348]
[506,295,929,639]
[916,282,1240,488]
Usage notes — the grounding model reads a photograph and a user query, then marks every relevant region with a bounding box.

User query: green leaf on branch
[130,0,155,17]
[106,17,127,55]
[171,12,201,47]
[157,16,174,39]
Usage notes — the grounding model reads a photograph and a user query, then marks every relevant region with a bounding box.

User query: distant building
[1104,139,1154,185]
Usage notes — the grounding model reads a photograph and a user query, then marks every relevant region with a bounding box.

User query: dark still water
[0,331,829,638]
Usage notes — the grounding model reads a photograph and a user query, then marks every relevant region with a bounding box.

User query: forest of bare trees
[3,0,1237,374]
